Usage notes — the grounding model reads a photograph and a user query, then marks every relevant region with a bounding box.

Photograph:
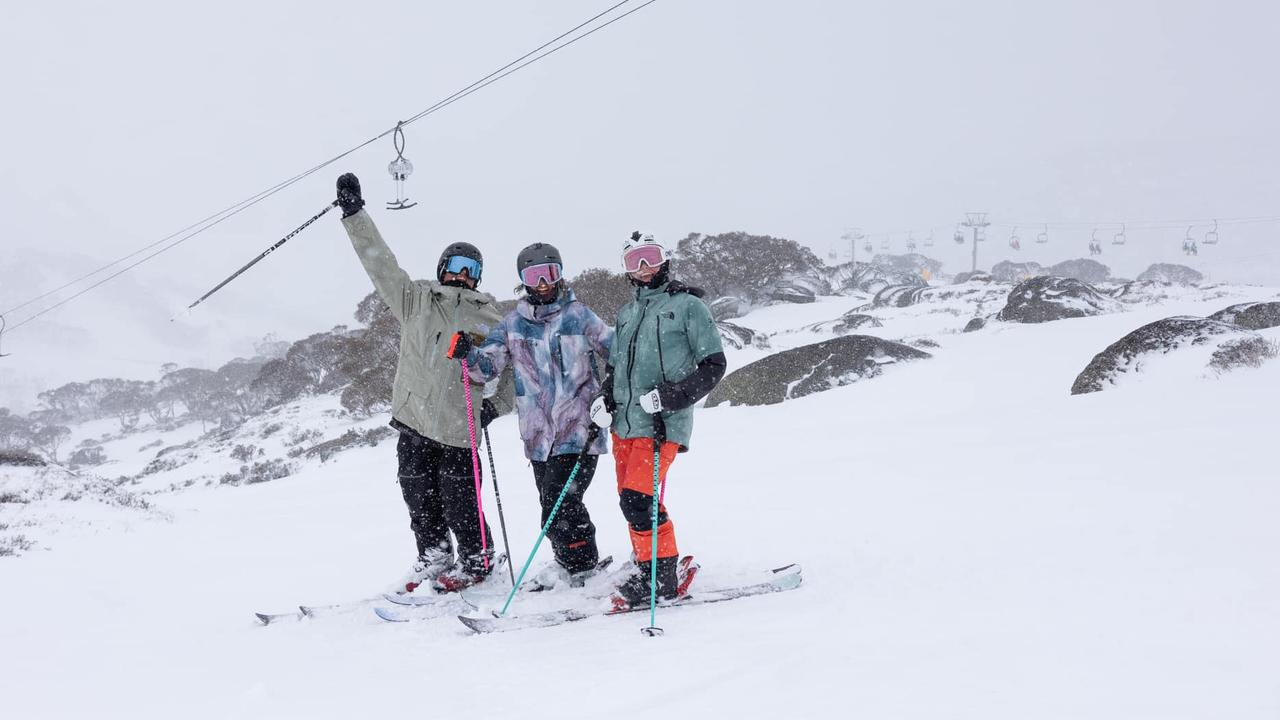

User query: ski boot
[524,556,614,592]
[610,556,698,611]
[432,550,498,593]
[394,548,453,594]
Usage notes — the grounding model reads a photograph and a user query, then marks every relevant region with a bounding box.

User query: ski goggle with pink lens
[622,244,668,273]
[443,255,483,279]
[520,262,562,288]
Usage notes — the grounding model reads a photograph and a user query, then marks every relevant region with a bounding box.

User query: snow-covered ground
[2,283,1278,719]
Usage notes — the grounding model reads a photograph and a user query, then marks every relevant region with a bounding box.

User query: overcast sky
[2,0,1279,409]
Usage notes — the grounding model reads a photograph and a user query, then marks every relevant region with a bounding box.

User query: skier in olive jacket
[335,173,513,593]
[590,231,727,608]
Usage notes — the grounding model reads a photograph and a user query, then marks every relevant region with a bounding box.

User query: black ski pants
[531,453,600,574]
[396,425,492,569]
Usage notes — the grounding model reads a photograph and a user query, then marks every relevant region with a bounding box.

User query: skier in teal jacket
[591,231,727,609]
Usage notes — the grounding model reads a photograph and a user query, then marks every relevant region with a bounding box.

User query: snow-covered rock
[705,335,930,407]
[952,270,994,284]
[802,310,883,336]
[1137,263,1203,285]
[997,276,1121,324]
[708,296,746,320]
[1048,258,1111,284]
[1208,301,1280,331]
[1070,316,1273,394]
[873,285,930,308]
[717,321,770,350]
[769,281,817,304]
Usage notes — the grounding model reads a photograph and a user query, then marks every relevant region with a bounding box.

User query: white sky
[2,0,1279,409]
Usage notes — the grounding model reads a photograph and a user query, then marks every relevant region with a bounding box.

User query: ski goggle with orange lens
[519,262,562,287]
[443,255,482,279]
[622,244,668,273]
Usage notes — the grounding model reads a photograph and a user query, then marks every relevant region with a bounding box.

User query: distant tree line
[1,232,819,462]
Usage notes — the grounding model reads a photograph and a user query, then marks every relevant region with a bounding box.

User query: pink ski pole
[460,360,490,570]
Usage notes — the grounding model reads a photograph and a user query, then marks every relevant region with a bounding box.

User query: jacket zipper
[656,313,668,382]
[622,296,650,436]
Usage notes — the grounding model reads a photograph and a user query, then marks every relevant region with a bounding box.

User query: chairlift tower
[961,212,991,273]
[841,228,865,266]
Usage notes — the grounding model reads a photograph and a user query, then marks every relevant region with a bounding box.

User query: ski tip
[771,563,801,576]
[373,606,408,623]
[457,614,484,633]
[254,613,273,626]
[298,605,314,617]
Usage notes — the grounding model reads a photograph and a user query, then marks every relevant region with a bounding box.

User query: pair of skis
[256,561,802,635]
[458,562,802,634]
[254,554,613,626]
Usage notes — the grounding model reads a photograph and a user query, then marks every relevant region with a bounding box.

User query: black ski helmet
[437,242,483,286]
[516,242,563,281]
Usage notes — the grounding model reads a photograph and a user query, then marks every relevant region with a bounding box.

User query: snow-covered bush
[1208,338,1278,373]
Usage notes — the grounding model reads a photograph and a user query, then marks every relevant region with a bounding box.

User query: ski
[255,595,382,625]
[254,610,305,626]
[372,555,516,622]
[457,563,801,634]
[373,596,473,623]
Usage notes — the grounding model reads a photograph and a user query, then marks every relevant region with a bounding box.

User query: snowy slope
[1,284,1278,719]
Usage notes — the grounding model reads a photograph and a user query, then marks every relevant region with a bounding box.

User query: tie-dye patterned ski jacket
[465,289,613,462]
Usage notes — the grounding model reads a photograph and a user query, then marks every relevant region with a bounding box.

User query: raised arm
[336,174,423,323]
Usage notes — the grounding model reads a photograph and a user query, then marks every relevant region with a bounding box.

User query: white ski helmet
[621,230,670,273]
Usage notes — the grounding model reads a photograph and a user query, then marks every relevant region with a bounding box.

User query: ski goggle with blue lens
[443,255,482,279]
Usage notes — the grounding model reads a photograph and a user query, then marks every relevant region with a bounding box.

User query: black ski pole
[181,201,338,313]
[482,425,517,587]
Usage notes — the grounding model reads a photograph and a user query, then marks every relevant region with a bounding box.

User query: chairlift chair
[953,225,966,244]
[1112,223,1126,245]
[880,236,890,250]
[924,230,934,247]
[1183,226,1198,256]
[386,122,418,210]
[863,238,874,254]
[1204,219,1220,245]
[1009,226,1021,250]
[906,232,917,252]
[1036,224,1048,244]
[0,315,9,357]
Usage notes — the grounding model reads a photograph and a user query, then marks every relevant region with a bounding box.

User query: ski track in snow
[1,283,1279,719]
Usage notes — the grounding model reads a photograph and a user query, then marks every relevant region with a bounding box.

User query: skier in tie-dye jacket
[447,243,614,589]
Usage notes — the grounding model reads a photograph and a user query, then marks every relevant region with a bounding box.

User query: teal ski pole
[498,424,600,617]
[642,413,666,637]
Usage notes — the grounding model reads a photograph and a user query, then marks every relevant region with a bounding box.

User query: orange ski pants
[612,433,680,562]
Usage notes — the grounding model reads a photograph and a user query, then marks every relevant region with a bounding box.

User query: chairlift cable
[2,0,654,332]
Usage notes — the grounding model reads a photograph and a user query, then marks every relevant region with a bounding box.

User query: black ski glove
[480,399,498,429]
[336,173,365,217]
[446,331,473,360]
